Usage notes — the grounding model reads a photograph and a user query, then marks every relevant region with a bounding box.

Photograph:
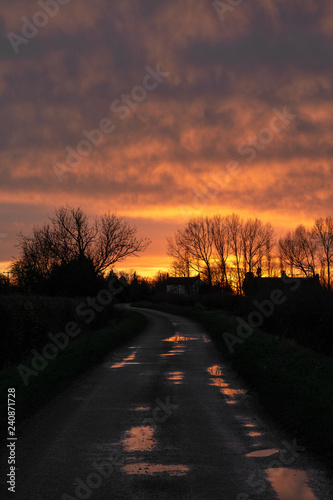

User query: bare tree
[241,218,275,274]
[169,217,214,285]
[226,213,243,293]
[184,217,214,285]
[14,224,55,281]
[169,258,191,278]
[92,212,151,272]
[11,206,151,286]
[212,215,231,288]
[264,236,274,277]
[279,225,317,277]
[167,237,192,277]
[312,217,333,289]
[48,206,97,263]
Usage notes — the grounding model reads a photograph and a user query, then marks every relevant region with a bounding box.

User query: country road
[1,306,332,499]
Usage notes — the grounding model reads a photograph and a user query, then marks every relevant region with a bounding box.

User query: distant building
[243,270,321,297]
[165,275,203,295]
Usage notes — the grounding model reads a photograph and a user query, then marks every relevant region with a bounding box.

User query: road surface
[1,306,332,499]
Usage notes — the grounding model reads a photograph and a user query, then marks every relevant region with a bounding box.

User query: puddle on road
[121,426,157,452]
[111,352,140,369]
[237,421,263,439]
[246,448,279,457]
[161,333,196,356]
[266,469,319,500]
[163,334,197,342]
[209,377,229,388]
[222,388,244,396]
[220,387,246,404]
[122,462,189,476]
[247,431,262,437]
[161,349,185,357]
[167,371,184,384]
[207,365,247,403]
[207,365,223,377]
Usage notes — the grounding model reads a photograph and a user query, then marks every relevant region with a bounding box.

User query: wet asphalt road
[1,306,332,499]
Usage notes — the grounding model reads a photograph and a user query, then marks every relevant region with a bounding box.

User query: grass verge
[0,310,147,424]
[134,301,333,470]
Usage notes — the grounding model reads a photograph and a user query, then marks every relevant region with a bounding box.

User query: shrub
[0,294,117,369]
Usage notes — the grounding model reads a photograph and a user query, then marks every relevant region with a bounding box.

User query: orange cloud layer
[1,0,333,277]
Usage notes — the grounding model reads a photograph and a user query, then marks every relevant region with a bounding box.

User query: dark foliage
[0,273,11,295]
[0,294,117,369]
[149,287,333,356]
[46,256,106,297]
[262,288,333,354]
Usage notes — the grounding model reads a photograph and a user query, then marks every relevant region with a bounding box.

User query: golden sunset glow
[1,0,332,277]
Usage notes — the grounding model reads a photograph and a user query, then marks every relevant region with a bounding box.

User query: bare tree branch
[11,206,151,285]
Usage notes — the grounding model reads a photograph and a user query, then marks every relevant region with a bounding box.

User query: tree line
[3,207,333,296]
[167,214,333,292]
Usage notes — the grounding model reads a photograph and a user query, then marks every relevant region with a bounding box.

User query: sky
[1,0,332,277]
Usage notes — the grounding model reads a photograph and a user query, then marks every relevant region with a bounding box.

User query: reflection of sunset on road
[166,371,184,385]
[207,365,223,377]
[209,377,228,388]
[207,364,246,403]
[221,387,246,404]
[266,469,318,500]
[121,426,156,452]
[111,352,140,369]
[164,335,197,342]
[160,349,185,357]
[247,431,262,438]
[122,463,190,477]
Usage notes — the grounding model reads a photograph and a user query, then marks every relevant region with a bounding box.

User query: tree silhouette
[11,205,151,294]
[279,225,317,278]
[313,217,333,289]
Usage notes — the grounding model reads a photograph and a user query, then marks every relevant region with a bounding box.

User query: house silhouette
[243,270,321,297]
[165,274,203,295]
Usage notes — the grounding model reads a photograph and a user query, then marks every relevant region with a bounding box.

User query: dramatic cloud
[1,0,332,275]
